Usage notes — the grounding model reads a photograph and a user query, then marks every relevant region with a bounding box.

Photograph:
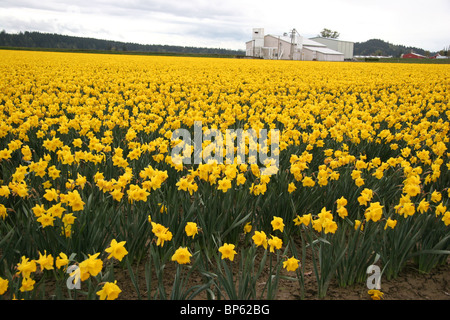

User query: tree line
[0,30,245,56]
[353,38,443,58]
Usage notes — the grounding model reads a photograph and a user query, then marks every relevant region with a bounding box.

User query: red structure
[430,53,446,59]
[401,52,427,59]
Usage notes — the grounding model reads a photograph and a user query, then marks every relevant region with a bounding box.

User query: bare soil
[114,257,450,301]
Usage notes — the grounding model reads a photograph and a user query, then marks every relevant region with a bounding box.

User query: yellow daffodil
[283,257,300,272]
[271,216,285,233]
[185,222,199,239]
[0,204,7,220]
[268,236,283,252]
[252,231,268,249]
[36,251,54,272]
[368,289,384,300]
[19,277,36,292]
[105,239,128,262]
[219,243,237,261]
[16,256,37,279]
[55,253,69,269]
[384,218,397,230]
[0,277,8,295]
[78,253,103,281]
[364,202,384,222]
[96,281,122,300]
[171,247,192,264]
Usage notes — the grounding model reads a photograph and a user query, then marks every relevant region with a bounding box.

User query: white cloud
[0,0,449,51]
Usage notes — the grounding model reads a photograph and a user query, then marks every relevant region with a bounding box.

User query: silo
[252,28,265,58]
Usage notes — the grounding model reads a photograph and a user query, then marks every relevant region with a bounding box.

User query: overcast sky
[1,0,449,52]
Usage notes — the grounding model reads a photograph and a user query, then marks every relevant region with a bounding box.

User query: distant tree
[441,45,450,57]
[374,49,383,56]
[319,28,340,39]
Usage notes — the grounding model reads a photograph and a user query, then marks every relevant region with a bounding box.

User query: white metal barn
[301,38,346,62]
[309,37,354,60]
[245,28,347,62]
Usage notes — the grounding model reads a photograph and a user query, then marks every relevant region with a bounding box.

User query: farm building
[309,37,354,60]
[430,53,449,59]
[401,52,427,59]
[245,28,349,61]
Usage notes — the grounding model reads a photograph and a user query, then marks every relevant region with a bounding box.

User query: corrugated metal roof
[303,46,343,55]
[267,35,328,48]
[266,35,294,44]
[301,38,327,47]
[310,37,354,44]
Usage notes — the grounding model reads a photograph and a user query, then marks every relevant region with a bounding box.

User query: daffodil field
[0,50,449,300]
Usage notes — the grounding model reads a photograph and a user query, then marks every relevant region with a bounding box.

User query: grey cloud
[0,0,247,22]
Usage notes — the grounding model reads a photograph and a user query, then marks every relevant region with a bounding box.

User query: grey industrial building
[246,28,354,61]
